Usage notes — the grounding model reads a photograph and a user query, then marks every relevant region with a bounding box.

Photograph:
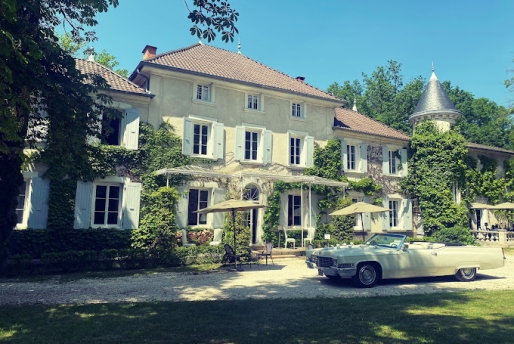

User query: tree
[186,0,239,42]
[0,0,120,268]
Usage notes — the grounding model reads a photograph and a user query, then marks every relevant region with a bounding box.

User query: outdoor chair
[210,228,223,246]
[257,242,274,266]
[222,243,241,264]
[181,229,195,247]
[303,227,315,247]
[283,227,296,249]
[245,248,258,268]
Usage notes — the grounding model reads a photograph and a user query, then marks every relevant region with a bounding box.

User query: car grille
[317,256,333,268]
[310,255,318,265]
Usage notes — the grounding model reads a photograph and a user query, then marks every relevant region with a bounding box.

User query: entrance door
[243,186,260,244]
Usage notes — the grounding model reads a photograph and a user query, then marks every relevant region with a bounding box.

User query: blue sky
[91,0,514,107]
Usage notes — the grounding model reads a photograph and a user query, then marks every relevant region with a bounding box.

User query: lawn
[1,291,514,344]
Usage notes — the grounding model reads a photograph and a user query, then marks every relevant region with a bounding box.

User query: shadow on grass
[1,291,514,343]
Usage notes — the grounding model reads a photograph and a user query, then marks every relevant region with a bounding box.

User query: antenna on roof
[237,38,241,54]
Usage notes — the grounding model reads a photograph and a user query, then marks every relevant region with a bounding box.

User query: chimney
[296,76,305,83]
[142,45,157,60]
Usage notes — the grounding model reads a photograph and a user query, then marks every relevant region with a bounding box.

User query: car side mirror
[402,244,409,251]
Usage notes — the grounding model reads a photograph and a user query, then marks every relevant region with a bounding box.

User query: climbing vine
[401,121,469,235]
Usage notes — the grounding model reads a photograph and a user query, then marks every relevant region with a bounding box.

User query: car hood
[311,245,396,258]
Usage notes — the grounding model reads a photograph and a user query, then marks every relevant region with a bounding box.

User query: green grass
[1,291,514,343]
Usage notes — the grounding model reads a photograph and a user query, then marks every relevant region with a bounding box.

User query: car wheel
[353,263,379,288]
[455,267,477,282]
[326,274,341,280]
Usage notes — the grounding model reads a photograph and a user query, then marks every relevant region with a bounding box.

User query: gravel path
[1,255,512,306]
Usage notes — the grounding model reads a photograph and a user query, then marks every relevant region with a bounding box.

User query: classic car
[306,233,505,288]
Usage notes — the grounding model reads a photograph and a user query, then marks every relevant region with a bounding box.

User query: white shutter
[123,108,140,150]
[360,143,368,173]
[211,187,226,227]
[27,177,50,229]
[402,198,413,231]
[305,136,314,167]
[212,122,224,159]
[176,187,189,228]
[182,118,193,155]
[382,196,390,231]
[340,140,347,171]
[234,126,245,161]
[74,181,93,229]
[280,193,288,227]
[363,212,371,231]
[382,146,389,175]
[400,148,408,177]
[263,130,272,164]
[87,111,102,145]
[122,183,141,229]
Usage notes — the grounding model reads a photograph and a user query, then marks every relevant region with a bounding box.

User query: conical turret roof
[409,68,461,123]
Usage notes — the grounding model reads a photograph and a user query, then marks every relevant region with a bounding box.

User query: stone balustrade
[470,230,514,247]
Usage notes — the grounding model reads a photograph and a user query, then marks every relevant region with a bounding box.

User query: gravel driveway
[1,255,512,306]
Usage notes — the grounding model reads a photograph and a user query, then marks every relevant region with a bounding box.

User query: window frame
[287,194,302,227]
[389,200,399,228]
[290,101,306,119]
[15,179,30,229]
[347,144,357,171]
[187,188,210,226]
[287,130,314,168]
[183,115,224,160]
[91,183,123,229]
[192,82,215,104]
[389,150,397,174]
[244,92,264,113]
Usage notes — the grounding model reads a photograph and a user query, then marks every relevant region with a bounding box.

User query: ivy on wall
[401,121,469,235]
[46,179,76,230]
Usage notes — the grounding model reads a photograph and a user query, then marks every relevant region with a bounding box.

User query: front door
[243,186,260,244]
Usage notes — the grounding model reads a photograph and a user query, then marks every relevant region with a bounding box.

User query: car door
[393,247,440,278]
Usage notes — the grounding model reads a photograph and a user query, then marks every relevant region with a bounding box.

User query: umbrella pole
[232,209,237,269]
[361,214,365,241]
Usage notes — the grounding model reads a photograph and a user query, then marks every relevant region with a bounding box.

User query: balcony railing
[470,230,514,245]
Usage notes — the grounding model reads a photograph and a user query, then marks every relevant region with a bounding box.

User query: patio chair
[257,242,274,266]
[222,244,241,264]
[181,229,195,247]
[245,248,258,268]
[209,228,223,246]
[303,227,315,246]
[283,227,296,249]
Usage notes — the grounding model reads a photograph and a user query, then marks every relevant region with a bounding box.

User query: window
[389,200,399,227]
[288,195,301,226]
[16,181,28,226]
[102,113,121,146]
[93,184,121,227]
[183,116,224,159]
[193,123,209,156]
[248,95,259,110]
[347,145,356,170]
[290,137,302,165]
[187,189,209,226]
[235,125,272,164]
[196,84,210,101]
[245,131,259,160]
[291,102,302,118]
[287,131,314,167]
[389,150,397,174]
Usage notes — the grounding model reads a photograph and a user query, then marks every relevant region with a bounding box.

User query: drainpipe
[136,68,150,93]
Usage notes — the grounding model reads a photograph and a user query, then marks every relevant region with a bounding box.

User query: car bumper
[335,267,357,277]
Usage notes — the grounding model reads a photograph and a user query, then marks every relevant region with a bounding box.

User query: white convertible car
[306,233,505,288]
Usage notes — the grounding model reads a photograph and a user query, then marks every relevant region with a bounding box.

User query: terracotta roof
[138,44,342,102]
[466,142,514,155]
[334,107,411,141]
[75,58,150,97]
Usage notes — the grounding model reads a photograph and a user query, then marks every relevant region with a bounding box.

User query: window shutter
[87,111,102,145]
[400,148,408,177]
[74,181,93,229]
[340,139,347,171]
[263,130,272,164]
[363,212,371,231]
[176,187,189,228]
[122,183,141,229]
[402,198,413,231]
[280,193,288,227]
[360,143,368,173]
[123,108,140,150]
[234,126,245,161]
[212,122,224,159]
[211,187,226,228]
[305,136,314,167]
[382,196,390,231]
[27,177,50,229]
[382,146,389,175]
[182,117,193,156]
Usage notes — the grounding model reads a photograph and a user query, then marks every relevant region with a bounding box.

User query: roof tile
[143,44,342,102]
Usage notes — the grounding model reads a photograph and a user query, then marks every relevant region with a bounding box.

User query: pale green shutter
[402,198,413,231]
[400,148,408,177]
[212,122,224,159]
[382,196,390,231]
[27,177,50,229]
[182,118,193,155]
[382,146,389,175]
[176,187,189,228]
[305,136,314,167]
[211,187,226,227]
[340,140,347,171]
[234,126,245,161]
[123,108,140,150]
[122,183,141,229]
[360,143,368,173]
[263,130,272,164]
[74,181,93,229]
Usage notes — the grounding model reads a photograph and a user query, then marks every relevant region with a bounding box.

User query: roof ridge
[145,43,202,62]
[340,107,408,135]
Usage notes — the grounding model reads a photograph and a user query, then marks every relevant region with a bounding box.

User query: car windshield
[364,233,406,248]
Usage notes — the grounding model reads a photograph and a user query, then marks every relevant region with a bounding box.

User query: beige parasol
[330,202,389,240]
[196,200,266,269]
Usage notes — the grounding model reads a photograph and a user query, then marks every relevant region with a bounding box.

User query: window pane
[187,189,199,225]
[248,95,252,108]
[197,85,202,99]
[96,185,107,198]
[107,212,118,225]
[108,199,119,211]
[110,186,120,199]
[94,212,104,225]
[95,199,106,212]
